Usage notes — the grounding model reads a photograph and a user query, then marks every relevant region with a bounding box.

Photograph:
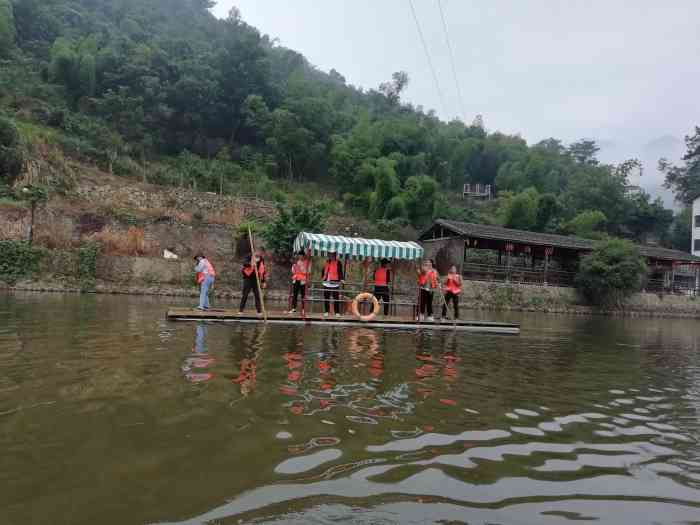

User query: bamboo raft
[165,308,520,334]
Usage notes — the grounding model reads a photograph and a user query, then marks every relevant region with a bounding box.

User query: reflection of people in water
[182,323,215,383]
[316,330,339,391]
[231,326,265,397]
[281,330,305,395]
[442,332,460,383]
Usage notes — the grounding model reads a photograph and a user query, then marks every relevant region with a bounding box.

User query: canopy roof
[293,232,424,261]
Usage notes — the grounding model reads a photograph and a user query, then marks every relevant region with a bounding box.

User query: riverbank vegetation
[0,239,43,283]
[1,1,699,311]
[575,239,648,308]
[0,0,693,243]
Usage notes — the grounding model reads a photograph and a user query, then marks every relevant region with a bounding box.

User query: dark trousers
[240,279,261,313]
[374,285,390,315]
[419,289,433,316]
[291,281,306,310]
[324,288,341,314]
[442,291,460,319]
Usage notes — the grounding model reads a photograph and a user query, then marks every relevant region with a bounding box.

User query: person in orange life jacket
[416,259,438,321]
[373,258,392,316]
[288,251,310,313]
[441,265,462,319]
[194,254,216,310]
[239,254,266,314]
[321,251,345,317]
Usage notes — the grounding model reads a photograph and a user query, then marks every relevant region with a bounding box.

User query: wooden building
[420,219,700,294]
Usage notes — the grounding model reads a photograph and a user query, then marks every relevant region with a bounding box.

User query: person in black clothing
[239,254,266,314]
[373,258,392,316]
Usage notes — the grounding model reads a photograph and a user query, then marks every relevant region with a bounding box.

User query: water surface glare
[2,292,700,525]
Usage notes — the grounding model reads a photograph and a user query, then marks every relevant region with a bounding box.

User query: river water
[1,292,699,525]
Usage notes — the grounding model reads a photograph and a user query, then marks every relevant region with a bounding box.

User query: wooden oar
[248,227,268,323]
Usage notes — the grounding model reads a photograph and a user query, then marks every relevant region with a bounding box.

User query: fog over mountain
[598,135,685,209]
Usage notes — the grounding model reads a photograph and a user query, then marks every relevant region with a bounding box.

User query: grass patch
[14,120,61,145]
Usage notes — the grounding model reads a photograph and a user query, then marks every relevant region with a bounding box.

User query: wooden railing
[301,281,418,316]
[461,262,576,287]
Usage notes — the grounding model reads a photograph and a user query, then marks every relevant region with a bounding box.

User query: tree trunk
[28,201,36,245]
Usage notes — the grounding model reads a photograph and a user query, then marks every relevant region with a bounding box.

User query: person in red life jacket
[239,253,266,314]
[373,258,392,316]
[321,251,345,317]
[441,265,463,320]
[416,259,438,321]
[288,251,310,314]
[194,253,216,310]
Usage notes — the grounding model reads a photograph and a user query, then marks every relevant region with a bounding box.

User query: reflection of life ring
[348,328,380,355]
[351,293,380,322]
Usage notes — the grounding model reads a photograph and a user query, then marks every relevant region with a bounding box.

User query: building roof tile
[421,219,700,263]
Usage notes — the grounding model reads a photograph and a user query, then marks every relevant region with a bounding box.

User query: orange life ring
[351,293,380,322]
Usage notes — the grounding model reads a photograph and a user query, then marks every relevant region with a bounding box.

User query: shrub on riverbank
[0,240,44,283]
[575,239,647,308]
[262,202,327,260]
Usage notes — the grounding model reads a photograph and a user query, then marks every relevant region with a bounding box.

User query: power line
[408,0,448,118]
[437,0,467,122]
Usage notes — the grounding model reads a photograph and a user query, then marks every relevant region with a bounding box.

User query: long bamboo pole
[248,227,268,323]
[436,276,454,325]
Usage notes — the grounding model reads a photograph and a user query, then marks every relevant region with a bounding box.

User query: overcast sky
[211,1,699,151]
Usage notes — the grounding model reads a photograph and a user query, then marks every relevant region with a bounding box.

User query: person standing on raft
[194,254,216,311]
[441,265,462,320]
[288,251,310,313]
[239,253,266,315]
[416,259,438,321]
[321,251,344,317]
[373,258,392,316]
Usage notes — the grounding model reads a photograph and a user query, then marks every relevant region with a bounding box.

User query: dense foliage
[0,0,689,241]
[0,116,23,185]
[262,202,327,259]
[575,239,648,307]
[0,239,43,283]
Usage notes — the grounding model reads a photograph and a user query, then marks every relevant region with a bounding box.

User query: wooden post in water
[248,227,267,322]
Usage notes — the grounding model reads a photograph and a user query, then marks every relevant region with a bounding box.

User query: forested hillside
[0,0,692,247]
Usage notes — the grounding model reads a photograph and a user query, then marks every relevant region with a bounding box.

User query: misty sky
[212,0,699,149]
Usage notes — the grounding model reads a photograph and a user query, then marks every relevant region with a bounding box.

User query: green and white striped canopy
[293,232,424,261]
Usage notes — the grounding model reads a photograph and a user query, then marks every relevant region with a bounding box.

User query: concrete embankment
[4,255,700,318]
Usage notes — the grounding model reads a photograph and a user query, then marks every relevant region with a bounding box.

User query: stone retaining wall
[10,252,700,318]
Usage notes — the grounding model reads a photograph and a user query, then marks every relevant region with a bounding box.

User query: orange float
[351,293,380,322]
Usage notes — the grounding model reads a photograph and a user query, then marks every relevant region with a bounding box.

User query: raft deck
[166,308,520,334]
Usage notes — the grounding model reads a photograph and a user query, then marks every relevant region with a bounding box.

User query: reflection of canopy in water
[293,232,424,261]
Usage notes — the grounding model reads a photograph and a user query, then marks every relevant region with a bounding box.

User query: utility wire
[437,0,466,122]
[408,0,448,117]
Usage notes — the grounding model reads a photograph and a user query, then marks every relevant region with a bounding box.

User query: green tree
[575,238,647,307]
[379,71,409,105]
[368,157,400,219]
[660,126,700,205]
[0,116,23,185]
[562,166,627,232]
[262,202,327,260]
[669,208,691,252]
[623,193,673,243]
[535,193,562,232]
[77,53,96,97]
[562,210,607,239]
[20,184,48,245]
[404,175,438,227]
[568,139,600,166]
[499,187,540,230]
[0,0,15,57]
